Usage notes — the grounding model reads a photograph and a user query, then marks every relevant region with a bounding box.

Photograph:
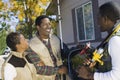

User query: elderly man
[2,32,37,80]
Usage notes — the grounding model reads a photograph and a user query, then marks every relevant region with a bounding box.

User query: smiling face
[37,18,52,39]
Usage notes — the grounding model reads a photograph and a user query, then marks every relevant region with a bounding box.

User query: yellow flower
[0,1,4,9]
[35,5,40,12]
[18,12,25,21]
[31,16,36,20]
[40,0,50,5]
[18,14,23,21]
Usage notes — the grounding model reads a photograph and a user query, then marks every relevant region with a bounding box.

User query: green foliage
[17,22,37,39]
[0,30,7,55]
[7,0,49,39]
[71,54,84,69]
[0,14,10,55]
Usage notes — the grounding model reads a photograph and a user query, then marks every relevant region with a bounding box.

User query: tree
[0,0,51,54]
[5,0,51,39]
[0,1,10,55]
[0,1,4,10]
[0,16,11,55]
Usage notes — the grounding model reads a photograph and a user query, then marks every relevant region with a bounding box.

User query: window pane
[75,1,95,41]
[84,2,95,40]
[76,7,85,40]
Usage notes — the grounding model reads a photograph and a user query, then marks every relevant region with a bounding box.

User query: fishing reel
[80,43,104,68]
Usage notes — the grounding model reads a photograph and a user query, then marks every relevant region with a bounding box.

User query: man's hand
[83,58,96,68]
[37,61,45,66]
[58,66,68,74]
[77,66,94,80]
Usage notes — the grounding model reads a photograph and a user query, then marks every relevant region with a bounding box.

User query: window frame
[75,1,95,42]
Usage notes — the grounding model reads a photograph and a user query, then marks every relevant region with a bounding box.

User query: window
[75,1,95,42]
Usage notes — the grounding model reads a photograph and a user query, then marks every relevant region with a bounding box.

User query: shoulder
[51,34,60,41]
[29,36,41,48]
[4,63,16,71]
[29,36,39,43]
[109,36,120,43]
[8,55,26,67]
[109,36,120,47]
[4,63,17,78]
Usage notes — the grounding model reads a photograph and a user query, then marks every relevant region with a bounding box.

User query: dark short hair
[35,15,51,26]
[99,1,120,22]
[6,32,21,51]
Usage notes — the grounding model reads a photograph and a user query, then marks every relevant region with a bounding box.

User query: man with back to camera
[77,1,120,80]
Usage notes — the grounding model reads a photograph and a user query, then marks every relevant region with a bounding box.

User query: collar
[113,19,120,30]
[108,20,120,33]
[11,51,24,58]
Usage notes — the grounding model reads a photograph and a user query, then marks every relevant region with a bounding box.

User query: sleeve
[56,35,70,61]
[61,43,70,59]
[35,66,58,75]
[4,63,17,80]
[26,51,58,75]
[94,36,120,80]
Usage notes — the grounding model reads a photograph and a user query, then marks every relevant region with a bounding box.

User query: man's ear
[103,16,107,22]
[16,44,19,51]
[103,16,110,25]
[103,16,114,28]
[105,16,114,24]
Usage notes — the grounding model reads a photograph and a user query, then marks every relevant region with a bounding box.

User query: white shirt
[4,63,17,80]
[94,36,120,80]
[0,57,5,79]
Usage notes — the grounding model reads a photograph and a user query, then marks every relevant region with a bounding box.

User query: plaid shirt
[42,39,57,67]
[26,49,58,76]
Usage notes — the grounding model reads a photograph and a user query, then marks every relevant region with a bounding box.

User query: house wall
[59,0,120,47]
[60,0,90,45]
